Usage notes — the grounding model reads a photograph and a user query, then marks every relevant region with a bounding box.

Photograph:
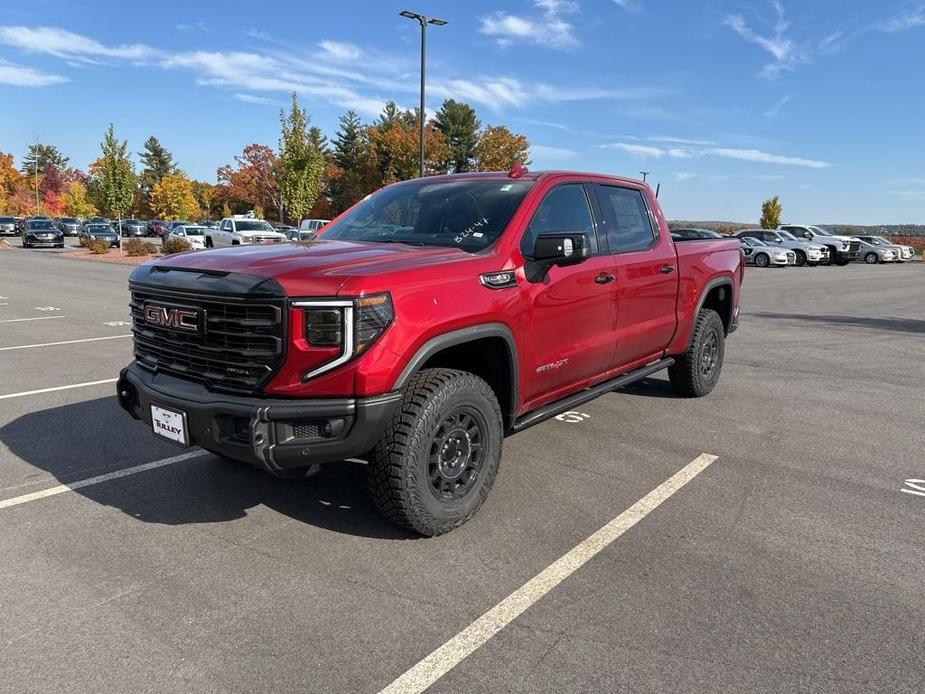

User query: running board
[511,358,674,433]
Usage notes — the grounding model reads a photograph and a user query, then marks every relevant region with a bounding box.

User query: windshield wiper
[371,239,428,247]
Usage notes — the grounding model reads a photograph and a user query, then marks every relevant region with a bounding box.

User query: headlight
[299,293,394,380]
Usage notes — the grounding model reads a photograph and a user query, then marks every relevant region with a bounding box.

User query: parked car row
[671,225,917,268]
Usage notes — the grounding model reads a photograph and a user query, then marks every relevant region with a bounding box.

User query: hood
[150,239,479,296]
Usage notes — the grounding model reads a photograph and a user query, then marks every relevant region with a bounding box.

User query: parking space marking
[0,378,118,401]
[0,335,132,352]
[378,453,719,694]
[0,315,69,323]
[901,479,925,498]
[0,451,209,510]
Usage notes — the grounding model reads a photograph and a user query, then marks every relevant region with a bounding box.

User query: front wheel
[368,368,503,536]
[205,237,213,248]
[793,250,806,266]
[755,253,770,268]
[865,253,879,264]
[669,309,725,398]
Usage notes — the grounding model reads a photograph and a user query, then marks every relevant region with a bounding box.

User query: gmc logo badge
[144,304,201,333]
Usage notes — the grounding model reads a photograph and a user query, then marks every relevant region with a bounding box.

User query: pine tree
[21,144,69,175]
[138,136,177,201]
[434,100,481,173]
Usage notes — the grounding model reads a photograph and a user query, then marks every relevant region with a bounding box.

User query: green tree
[94,124,136,220]
[330,110,378,213]
[138,136,177,204]
[278,93,325,224]
[375,101,404,131]
[150,174,199,220]
[760,195,783,229]
[191,180,216,218]
[21,144,69,175]
[473,125,531,172]
[434,99,481,173]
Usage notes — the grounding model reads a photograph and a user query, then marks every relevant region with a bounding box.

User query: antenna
[655,183,661,198]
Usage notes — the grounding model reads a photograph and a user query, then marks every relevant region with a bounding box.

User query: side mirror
[529,231,591,267]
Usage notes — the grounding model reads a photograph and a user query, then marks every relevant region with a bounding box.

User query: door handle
[659,265,676,274]
[595,273,615,285]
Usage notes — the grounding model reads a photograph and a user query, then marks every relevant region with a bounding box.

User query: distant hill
[668,221,925,237]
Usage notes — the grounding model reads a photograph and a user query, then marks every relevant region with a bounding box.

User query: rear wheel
[368,368,503,536]
[669,309,725,398]
[755,253,770,268]
[865,252,878,264]
[205,237,213,248]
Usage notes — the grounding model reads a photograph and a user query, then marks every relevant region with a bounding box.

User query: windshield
[236,220,275,232]
[0,217,14,222]
[59,218,78,223]
[743,237,766,246]
[870,236,892,245]
[778,230,799,241]
[28,221,55,230]
[322,178,534,251]
[183,227,205,236]
[88,225,113,233]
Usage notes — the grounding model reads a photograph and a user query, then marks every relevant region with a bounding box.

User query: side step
[511,358,674,433]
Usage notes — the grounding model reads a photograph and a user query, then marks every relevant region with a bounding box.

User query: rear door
[519,181,617,406]
[593,183,679,369]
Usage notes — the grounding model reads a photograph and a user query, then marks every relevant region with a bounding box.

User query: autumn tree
[278,93,325,224]
[150,174,199,220]
[60,181,97,218]
[93,124,137,220]
[191,180,216,218]
[760,195,783,229]
[434,99,480,173]
[473,125,530,172]
[138,136,177,208]
[21,143,69,175]
[0,151,22,211]
[218,144,283,220]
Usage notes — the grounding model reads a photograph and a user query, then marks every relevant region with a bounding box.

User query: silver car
[852,238,897,264]
[733,229,828,266]
[855,236,914,262]
[738,237,792,267]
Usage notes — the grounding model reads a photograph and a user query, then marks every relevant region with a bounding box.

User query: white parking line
[0,335,132,352]
[378,453,719,694]
[0,451,209,510]
[0,315,69,323]
[0,378,118,401]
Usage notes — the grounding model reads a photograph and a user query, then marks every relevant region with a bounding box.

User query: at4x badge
[536,358,568,374]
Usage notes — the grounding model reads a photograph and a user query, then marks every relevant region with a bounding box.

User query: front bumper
[24,234,63,246]
[118,363,401,472]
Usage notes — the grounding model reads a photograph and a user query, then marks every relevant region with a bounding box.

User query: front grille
[849,241,860,253]
[130,287,286,393]
[292,422,321,439]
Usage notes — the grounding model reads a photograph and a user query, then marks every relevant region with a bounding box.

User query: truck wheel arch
[393,323,519,431]
[684,278,734,348]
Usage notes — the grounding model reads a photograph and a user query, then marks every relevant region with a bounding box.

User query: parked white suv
[778,224,860,266]
[206,216,287,247]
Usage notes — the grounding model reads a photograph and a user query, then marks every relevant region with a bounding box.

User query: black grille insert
[130,286,286,392]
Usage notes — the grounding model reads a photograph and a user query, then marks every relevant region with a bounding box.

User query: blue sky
[1,0,923,223]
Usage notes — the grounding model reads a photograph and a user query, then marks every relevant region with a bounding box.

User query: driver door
[518,182,617,408]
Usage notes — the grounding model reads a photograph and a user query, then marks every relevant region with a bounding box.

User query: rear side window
[595,185,656,253]
[521,184,596,255]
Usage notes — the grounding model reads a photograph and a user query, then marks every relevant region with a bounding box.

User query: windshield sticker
[500,184,513,191]
[455,217,489,244]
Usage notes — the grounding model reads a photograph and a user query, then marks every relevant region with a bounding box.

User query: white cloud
[723,1,804,78]
[646,135,715,146]
[674,172,697,182]
[876,8,925,33]
[612,0,641,12]
[318,40,360,61]
[599,141,830,168]
[0,25,155,61]
[530,144,577,160]
[710,147,829,168]
[764,94,791,117]
[0,58,67,86]
[234,93,279,105]
[480,0,578,48]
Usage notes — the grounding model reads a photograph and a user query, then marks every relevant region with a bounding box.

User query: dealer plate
[151,404,189,446]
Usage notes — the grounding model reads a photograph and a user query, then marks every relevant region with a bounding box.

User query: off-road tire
[368,368,503,536]
[668,308,725,397]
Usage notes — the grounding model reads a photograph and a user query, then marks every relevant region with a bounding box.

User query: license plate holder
[151,403,190,446]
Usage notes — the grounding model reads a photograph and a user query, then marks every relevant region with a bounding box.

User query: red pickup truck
[118,169,743,535]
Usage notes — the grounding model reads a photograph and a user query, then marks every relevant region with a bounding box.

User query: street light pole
[640,171,651,183]
[400,10,447,178]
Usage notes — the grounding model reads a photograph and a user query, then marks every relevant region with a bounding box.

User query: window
[521,184,596,256]
[221,220,231,231]
[595,185,656,253]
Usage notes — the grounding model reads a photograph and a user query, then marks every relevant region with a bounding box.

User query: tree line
[0,95,531,223]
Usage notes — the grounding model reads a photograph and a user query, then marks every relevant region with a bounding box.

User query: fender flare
[393,323,519,421]
[684,277,734,349]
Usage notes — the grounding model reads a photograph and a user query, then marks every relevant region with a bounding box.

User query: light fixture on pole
[640,171,651,183]
[400,10,447,178]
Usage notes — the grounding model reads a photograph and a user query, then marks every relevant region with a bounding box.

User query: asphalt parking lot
[1,247,923,693]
